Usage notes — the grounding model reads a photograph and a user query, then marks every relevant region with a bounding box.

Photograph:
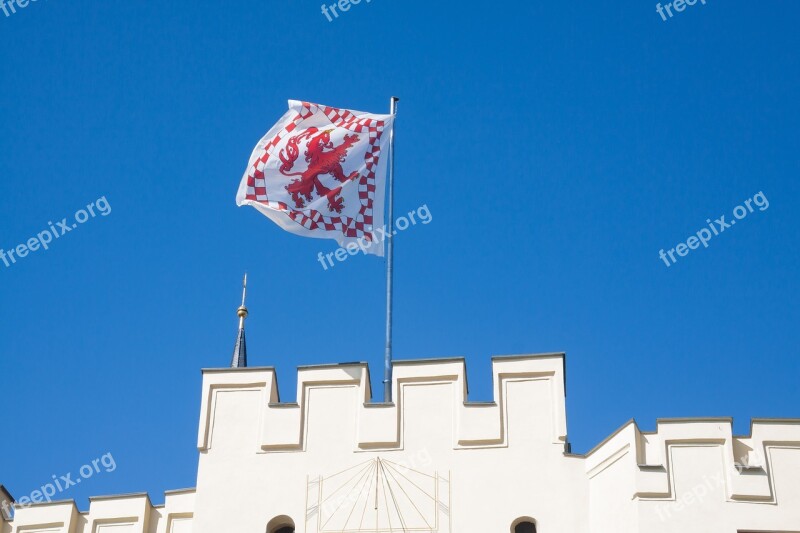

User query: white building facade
[2,353,799,533]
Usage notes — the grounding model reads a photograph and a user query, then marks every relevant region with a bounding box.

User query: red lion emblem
[278,127,360,213]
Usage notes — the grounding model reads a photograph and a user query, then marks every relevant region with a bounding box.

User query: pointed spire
[231,273,248,368]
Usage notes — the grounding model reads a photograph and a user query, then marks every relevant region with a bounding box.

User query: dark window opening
[515,521,536,533]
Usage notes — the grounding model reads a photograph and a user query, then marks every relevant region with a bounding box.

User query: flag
[237,100,395,256]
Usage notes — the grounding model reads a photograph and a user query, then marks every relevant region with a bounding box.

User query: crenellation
[5,354,798,532]
[85,492,151,533]
[196,367,277,452]
[155,490,195,533]
[0,490,195,533]
[197,354,570,455]
[9,500,79,533]
[584,416,800,511]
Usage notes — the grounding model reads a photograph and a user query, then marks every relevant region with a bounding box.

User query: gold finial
[237,273,248,324]
[231,273,249,368]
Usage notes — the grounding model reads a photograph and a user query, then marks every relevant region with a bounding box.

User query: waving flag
[236,100,395,256]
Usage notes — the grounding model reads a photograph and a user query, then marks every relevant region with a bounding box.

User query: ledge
[14,498,76,509]
[88,492,150,502]
[163,488,196,496]
[201,366,275,374]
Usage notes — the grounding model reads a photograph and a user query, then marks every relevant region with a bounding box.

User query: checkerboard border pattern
[245,101,388,241]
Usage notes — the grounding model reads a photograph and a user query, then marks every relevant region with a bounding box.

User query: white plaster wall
[637,440,800,532]
[191,356,587,533]
[4,353,798,533]
[586,424,638,533]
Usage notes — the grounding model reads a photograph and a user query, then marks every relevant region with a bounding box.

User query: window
[512,518,537,533]
[267,515,295,533]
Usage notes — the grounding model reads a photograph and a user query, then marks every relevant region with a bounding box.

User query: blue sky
[1,0,798,511]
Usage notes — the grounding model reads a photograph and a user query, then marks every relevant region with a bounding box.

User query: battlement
[584,415,800,530]
[0,489,194,533]
[4,353,798,533]
[586,416,800,499]
[196,353,569,454]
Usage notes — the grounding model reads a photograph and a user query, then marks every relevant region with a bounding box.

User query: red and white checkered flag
[236,100,394,256]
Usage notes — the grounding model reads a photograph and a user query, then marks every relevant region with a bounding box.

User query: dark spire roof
[231,274,248,368]
[231,327,247,368]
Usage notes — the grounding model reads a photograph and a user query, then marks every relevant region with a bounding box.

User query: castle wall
[192,354,583,533]
[586,417,800,532]
[1,489,194,533]
[4,353,799,533]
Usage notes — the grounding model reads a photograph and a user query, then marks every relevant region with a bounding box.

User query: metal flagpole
[384,96,399,403]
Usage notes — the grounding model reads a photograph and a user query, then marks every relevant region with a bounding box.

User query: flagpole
[384,96,399,403]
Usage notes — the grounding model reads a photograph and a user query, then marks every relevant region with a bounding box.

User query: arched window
[267,515,295,533]
[511,517,537,533]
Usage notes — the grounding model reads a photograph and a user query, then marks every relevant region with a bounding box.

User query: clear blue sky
[1,0,798,511]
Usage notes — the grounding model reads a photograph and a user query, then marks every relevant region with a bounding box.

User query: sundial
[305,457,452,532]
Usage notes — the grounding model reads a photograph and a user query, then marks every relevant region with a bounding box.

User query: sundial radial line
[379,459,396,532]
[380,457,409,532]
[322,457,375,481]
[382,461,434,530]
[320,461,376,530]
[317,475,323,532]
[341,462,377,531]
[382,461,438,502]
[375,461,379,532]
[382,458,437,479]
[320,460,374,506]
[358,463,374,530]
[375,458,380,511]
[308,456,450,532]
